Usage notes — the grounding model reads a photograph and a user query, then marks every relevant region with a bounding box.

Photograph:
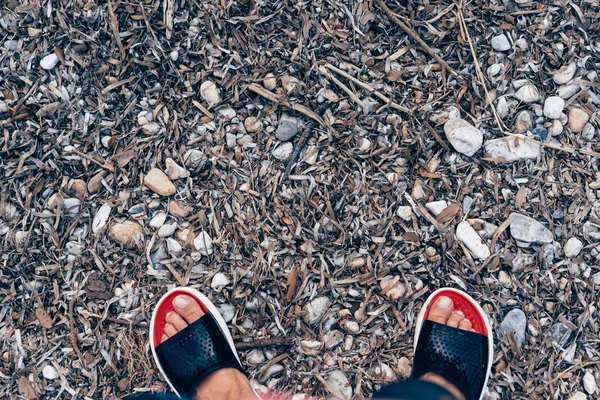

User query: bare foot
[419,296,474,400]
[162,295,258,400]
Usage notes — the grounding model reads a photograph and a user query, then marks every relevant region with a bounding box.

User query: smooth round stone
[275,117,299,141]
[491,34,511,52]
[543,96,565,119]
[515,85,541,103]
[499,309,527,347]
[568,108,590,133]
[40,53,59,70]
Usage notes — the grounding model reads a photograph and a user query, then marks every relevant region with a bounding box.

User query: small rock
[128,203,146,219]
[141,123,161,135]
[169,50,179,61]
[149,212,167,228]
[0,100,8,113]
[568,108,590,133]
[412,179,427,200]
[499,309,527,347]
[396,206,413,221]
[40,53,59,70]
[247,349,265,364]
[4,40,17,51]
[324,330,344,349]
[144,168,176,196]
[549,120,563,136]
[326,370,352,400]
[303,296,330,325]
[184,149,205,169]
[558,84,581,99]
[373,363,396,381]
[281,75,301,94]
[63,198,81,217]
[484,137,541,162]
[397,357,412,379]
[564,237,583,258]
[165,238,182,255]
[487,63,503,77]
[194,231,213,255]
[425,200,448,216]
[510,213,552,246]
[158,222,178,238]
[553,62,577,84]
[42,365,59,380]
[168,200,190,218]
[341,320,360,334]
[217,303,235,323]
[356,138,371,152]
[462,196,474,213]
[515,85,541,103]
[544,96,565,119]
[443,118,483,156]
[200,81,221,105]
[498,270,512,287]
[491,34,511,52]
[515,111,532,131]
[582,123,596,141]
[211,273,231,290]
[88,171,107,193]
[583,371,597,395]
[110,221,143,246]
[272,142,293,161]
[456,221,490,260]
[568,392,587,400]
[92,204,111,234]
[550,322,572,347]
[263,73,277,90]
[496,97,509,119]
[244,116,263,133]
[217,106,236,120]
[532,127,548,140]
[275,115,299,141]
[380,276,406,300]
[165,158,189,180]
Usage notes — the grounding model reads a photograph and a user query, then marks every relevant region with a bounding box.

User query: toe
[164,323,178,337]
[166,311,188,331]
[161,334,169,343]
[458,318,472,331]
[173,295,204,324]
[427,296,454,324]
[447,311,464,328]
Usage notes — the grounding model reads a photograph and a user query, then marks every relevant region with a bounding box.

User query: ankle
[194,368,256,400]
[420,372,464,400]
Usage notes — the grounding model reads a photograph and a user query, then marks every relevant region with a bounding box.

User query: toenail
[174,296,189,309]
[166,312,172,318]
[437,296,452,308]
[456,310,464,316]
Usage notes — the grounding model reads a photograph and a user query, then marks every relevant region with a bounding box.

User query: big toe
[427,296,454,324]
[172,295,205,324]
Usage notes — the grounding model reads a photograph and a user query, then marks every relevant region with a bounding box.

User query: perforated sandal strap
[155,313,244,397]
[411,320,490,400]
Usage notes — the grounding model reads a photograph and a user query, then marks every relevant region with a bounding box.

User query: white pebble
[200,81,221,105]
[564,237,583,258]
[444,118,483,156]
[543,96,565,119]
[211,273,231,290]
[425,200,448,217]
[158,222,178,238]
[40,53,59,70]
[272,142,293,161]
[149,212,167,228]
[194,231,214,255]
[170,50,179,61]
[92,204,111,234]
[396,206,413,221]
[456,221,490,260]
[63,198,81,217]
[515,85,541,103]
[491,34,511,52]
[553,62,577,84]
[583,371,597,395]
[42,365,59,380]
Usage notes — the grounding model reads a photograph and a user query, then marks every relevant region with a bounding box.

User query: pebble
[515,85,541,103]
[211,273,231,290]
[165,158,189,180]
[543,96,565,119]
[491,34,511,52]
[326,370,352,400]
[532,127,548,140]
[341,320,360,334]
[379,276,405,300]
[158,222,177,238]
[149,212,167,228]
[244,116,263,133]
[92,204,111,234]
[462,196,474,213]
[63,198,81,217]
[247,349,265,364]
[356,138,371,152]
[40,53,59,70]
[515,38,528,51]
[373,363,396,381]
[0,100,8,113]
[487,63,503,77]
[397,357,412,379]
[496,97,509,119]
[396,206,413,221]
[200,81,221,105]
[499,309,527,347]
[142,123,161,135]
[4,40,17,51]
[484,137,541,162]
[110,221,143,246]
[184,149,205,169]
[568,108,590,133]
[456,221,490,260]
[217,303,235,323]
[303,296,330,325]
[217,106,236,120]
[272,142,293,161]
[583,371,597,395]
[443,118,483,156]
[128,203,145,219]
[168,200,190,218]
[568,392,587,400]
[515,111,532,131]
[88,171,107,193]
[558,84,581,99]
[510,213,553,246]
[144,168,176,196]
[550,322,572,347]
[425,200,448,216]
[324,330,344,349]
[42,365,59,380]
[169,50,179,61]
[263,73,277,90]
[275,115,299,141]
[549,120,563,136]
[564,237,583,258]
[166,238,182,255]
[582,123,596,141]
[553,62,577,84]
[194,231,214,255]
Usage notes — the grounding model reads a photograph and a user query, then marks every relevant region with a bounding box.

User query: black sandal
[150,287,246,398]
[411,288,494,400]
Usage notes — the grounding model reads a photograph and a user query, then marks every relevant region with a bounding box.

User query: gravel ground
[1,1,600,399]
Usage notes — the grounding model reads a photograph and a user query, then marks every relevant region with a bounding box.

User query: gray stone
[276,115,299,141]
[515,85,541,103]
[462,196,474,213]
[550,322,572,348]
[3,40,17,51]
[582,123,596,141]
[543,96,565,119]
[484,137,541,162]
[326,370,352,400]
[499,309,527,347]
[491,34,511,52]
[443,118,483,156]
[558,84,581,99]
[510,213,553,245]
[303,296,330,325]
